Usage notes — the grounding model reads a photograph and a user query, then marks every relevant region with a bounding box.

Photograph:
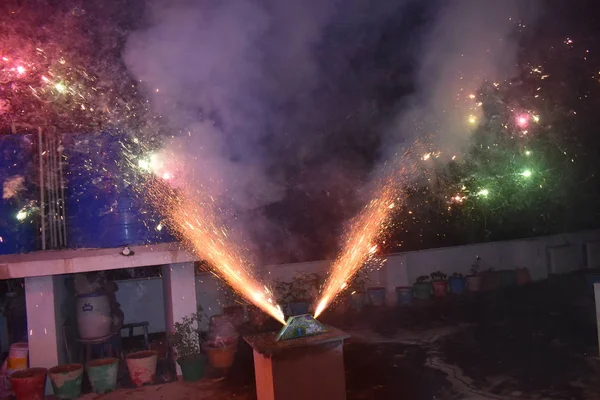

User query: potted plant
[169,311,207,382]
[10,368,47,400]
[413,275,432,300]
[48,363,84,399]
[467,256,482,292]
[275,273,314,317]
[448,273,466,294]
[346,272,370,310]
[430,271,448,297]
[395,286,413,306]
[367,286,386,306]
[203,315,238,375]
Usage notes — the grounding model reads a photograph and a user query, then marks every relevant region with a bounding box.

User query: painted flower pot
[7,342,28,372]
[413,283,432,300]
[177,355,206,382]
[87,357,119,394]
[49,364,83,399]
[449,277,466,294]
[367,287,386,306]
[499,270,517,288]
[349,291,366,310]
[289,302,310,316]
[516,268,532,285]
[432,281,448,297]
[481,271,501,291]
[395,287,413,306]
[10,368,47,400]
[204,343,237,373]
[126,350,158,387]
[467,275,482,292]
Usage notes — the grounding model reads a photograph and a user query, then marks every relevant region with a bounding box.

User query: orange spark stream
[149,180,286,325]
[314,154,417,318]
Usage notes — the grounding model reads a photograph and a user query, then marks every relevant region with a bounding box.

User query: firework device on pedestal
[275,314,328,341]
[244,319,350,400]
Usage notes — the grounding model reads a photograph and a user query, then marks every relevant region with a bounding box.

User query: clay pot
[516,268,532,285]
[48,364,84,399]
[10,368,47,400]
[177,354,206,382]
[126,350,158,387]
[467,275,482,292]
[87,357,119,394]
[204,343,237,372]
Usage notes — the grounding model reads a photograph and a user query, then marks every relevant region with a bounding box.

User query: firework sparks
[148,179,286,325]
[313,153,416,318]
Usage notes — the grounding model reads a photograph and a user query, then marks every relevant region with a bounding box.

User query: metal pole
[57,133,67,247]
[37,127,46,250]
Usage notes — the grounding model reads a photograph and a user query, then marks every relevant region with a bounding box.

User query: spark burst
[314,153,416,318]
[147,179,286,325]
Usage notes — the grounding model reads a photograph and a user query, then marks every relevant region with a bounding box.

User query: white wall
[114,230,600,331]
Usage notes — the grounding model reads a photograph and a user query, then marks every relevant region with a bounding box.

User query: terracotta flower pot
[49,364,84,399]
[204,343,237,373]
[126,350,158,387]
[467,275,482,292]
[10,368,47,400]
[516,268,532,285]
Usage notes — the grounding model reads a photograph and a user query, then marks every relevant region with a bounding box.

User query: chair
[121,321,150,349]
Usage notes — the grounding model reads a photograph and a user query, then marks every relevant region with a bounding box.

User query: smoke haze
[124,0,535,264]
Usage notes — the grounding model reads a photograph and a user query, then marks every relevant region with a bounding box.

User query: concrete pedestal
[244,325,350,400]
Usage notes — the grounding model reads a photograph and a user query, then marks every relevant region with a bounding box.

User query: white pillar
[162,263,198,376]
[25,276,59,368]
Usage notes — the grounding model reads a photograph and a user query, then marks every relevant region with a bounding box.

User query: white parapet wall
[4,229,600,370]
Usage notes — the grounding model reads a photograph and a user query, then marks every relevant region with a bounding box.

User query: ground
[67,270,600,399]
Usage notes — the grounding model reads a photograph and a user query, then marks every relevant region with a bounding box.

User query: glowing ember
[148,180,286,325]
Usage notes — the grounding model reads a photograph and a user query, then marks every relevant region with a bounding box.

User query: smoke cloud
[124,0,536,264]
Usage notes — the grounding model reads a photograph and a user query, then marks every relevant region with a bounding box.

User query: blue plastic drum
[63,131,173,249]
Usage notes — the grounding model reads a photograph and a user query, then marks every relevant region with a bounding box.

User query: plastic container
[0,134,37,255]
[7,343,28,372]
[87,358,119,394]
[396,287,413,306]
[449,277,467,294]
[62,132,172,249]
[76,292,112,339]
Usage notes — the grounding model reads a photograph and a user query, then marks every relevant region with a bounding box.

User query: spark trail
[314,151,417,318]
[148,179,286,325]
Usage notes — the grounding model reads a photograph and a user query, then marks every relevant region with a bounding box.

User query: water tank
[0,134,37,254]
[63,131,172,249]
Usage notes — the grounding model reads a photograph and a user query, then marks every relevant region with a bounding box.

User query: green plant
[415,275,430,284]
[430,271,447,282]
[169,309,207,359]
[450,273,464,279]
[275,273,321,303]
[346,271,370,294]
[469,256,482,276]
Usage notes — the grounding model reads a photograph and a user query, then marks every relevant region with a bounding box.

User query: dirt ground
[66,270,600,400]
